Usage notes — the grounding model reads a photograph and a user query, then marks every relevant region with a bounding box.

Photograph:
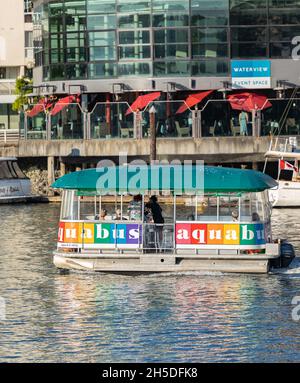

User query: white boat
[0,157,33,203]
[264,137,300,207]
[51,165,295,274]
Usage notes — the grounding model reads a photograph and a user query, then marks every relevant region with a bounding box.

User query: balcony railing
[18,98,300,141]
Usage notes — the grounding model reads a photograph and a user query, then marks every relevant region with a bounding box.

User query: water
[0,204,300,362]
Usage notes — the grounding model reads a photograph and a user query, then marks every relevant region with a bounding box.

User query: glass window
[152,0,189,12]
[191,60,229,76]
[89,31,116,46]
[119,45,151,59]
[118,62,151,76]
[270,43,293,58]
[154,29,188,44]
[192,44,228,58]
[49,16,64,33]
[87,14,116,30]
[154,61,190,76]
[89,62,117,78]
[191,28,228,43]
[50,64,65,80]
[191,0,229,27]
[50,34,64,49]
[66,63,87,79]
[270,26,300,42]
[153,14,189,27]
[66,32,86,48]
[65,47,87,62]
[269,10,300,25]
[231,27,267,42]
[230,0,267,25]
[50,49,64,64]
[87,0,116,14]
[117,0,151,13]
[90,46,116,60]
[154,44,189,59]
[231,43,267,58]
[119,30,150,44]
[118,14,150,28]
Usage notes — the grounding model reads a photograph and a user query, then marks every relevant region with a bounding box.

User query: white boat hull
[0,179,32,203]
[269,180,300,207]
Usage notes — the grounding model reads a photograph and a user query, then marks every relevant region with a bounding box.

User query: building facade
[0,0,34,132]
[32,0,300,93]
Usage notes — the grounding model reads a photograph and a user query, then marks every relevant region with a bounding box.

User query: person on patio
[239,110,249,136]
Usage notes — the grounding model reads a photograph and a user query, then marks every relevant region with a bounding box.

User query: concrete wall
[0,136,272,163]
[0,0,25,68]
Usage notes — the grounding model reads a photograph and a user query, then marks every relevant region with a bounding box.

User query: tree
[12,76,34,112]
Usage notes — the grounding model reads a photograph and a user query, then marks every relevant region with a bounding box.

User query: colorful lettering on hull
[58,222,142,248]
[175,223,265,248]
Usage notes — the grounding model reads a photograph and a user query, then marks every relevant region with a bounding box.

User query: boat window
[219,195,239,222]
[60,190,79,220]
[0,161,14,179]
[240,192,265,222]
[176,195,218,221]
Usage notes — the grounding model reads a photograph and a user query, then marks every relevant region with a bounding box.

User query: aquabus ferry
[52,165,295,274]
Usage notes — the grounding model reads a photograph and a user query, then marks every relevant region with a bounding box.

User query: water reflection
[0,204,300,362]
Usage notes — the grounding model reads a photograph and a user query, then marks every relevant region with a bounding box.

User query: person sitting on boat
[231,210,239,222]
[100,208,108,220]
[113,209,122,220]
[252,212,260,222]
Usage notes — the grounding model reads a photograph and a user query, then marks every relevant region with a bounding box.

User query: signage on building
[231,60,271,89]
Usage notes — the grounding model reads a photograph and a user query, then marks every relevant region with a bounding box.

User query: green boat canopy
[52,165,277,195]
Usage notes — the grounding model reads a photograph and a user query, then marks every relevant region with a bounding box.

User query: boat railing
[269,136,299,153]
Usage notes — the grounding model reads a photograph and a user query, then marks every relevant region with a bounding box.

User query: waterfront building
[0,1,34,134]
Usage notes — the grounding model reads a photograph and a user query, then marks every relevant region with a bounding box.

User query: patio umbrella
[26,103,45,118]
[227,92,272,112]
[51,95,78,116]
[125,92,161,115]
[175,90,214,114]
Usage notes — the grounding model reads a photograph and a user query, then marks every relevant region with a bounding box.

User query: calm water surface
[0,204,300,363]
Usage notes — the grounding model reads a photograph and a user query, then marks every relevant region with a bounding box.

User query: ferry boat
[0,157,33,203]
[52,165,295,274]
[264,137,300,207]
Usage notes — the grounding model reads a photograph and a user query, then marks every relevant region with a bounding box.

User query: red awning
[125,92,161,115]
[175,90,214,114]
[227,92,272,112]
[51,95,78,116]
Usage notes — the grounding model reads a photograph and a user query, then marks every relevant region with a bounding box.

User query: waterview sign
[175,222,266,249]
[231,60,271,89]
[58,221,142,249]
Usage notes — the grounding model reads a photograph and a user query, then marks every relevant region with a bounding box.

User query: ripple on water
[0,204,300,362]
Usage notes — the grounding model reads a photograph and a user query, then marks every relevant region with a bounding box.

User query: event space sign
[175,222,266,249]
[231,60,271,89]
[58,221,142,249]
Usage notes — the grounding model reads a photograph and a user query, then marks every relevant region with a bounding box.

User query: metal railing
[0,129,20,143]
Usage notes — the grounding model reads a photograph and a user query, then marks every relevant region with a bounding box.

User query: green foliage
[12,77,33,112]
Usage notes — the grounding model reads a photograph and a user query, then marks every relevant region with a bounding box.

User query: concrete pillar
[60,161,66,176]
[47,156,55,195]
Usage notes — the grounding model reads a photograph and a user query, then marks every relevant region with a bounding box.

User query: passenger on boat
[144,203,154,223]
[113,209,127,220]
[149,196,164,245]
[100,209,108,220]
[252,212,260,222]
[231,210,239,222]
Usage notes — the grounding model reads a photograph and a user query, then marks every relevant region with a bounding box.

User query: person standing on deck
[239,110,248,136]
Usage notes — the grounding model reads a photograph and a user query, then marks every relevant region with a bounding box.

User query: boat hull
[53,251,279,274]
[269,180,300,207]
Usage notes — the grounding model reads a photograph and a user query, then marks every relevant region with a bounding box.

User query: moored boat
[264,137,300,207]
[52,164,295,274]
[0,157,34,204]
